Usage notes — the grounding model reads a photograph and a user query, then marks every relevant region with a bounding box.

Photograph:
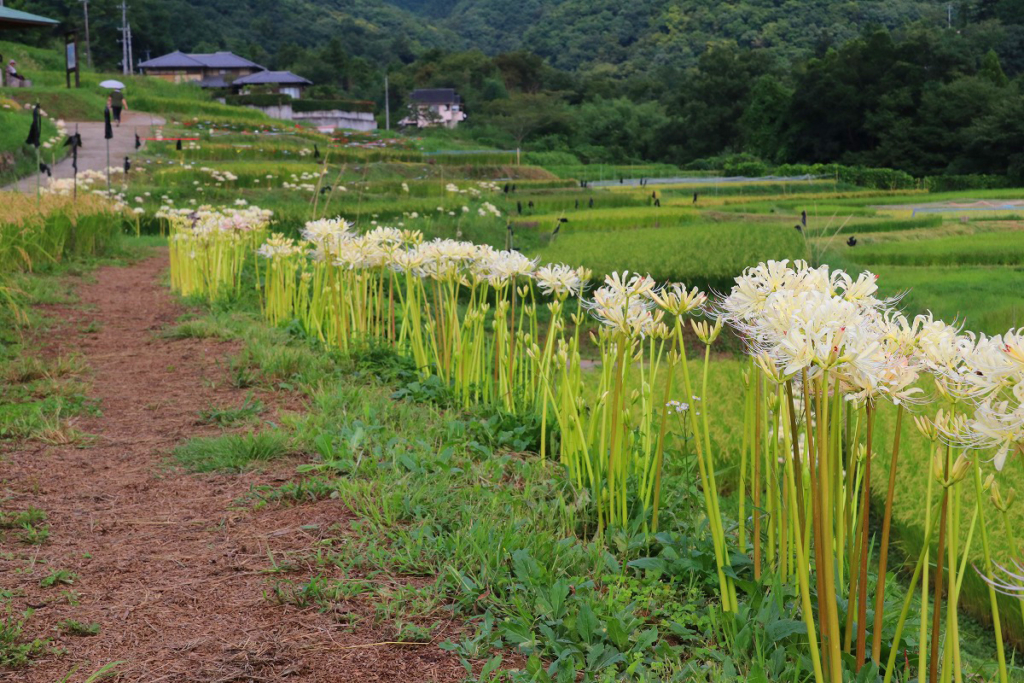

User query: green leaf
[576,603,598,643]
[585,643,625,671]
[764,619,807,641]
[480,654,502,678]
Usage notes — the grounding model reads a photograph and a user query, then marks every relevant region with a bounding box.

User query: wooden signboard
[65,32,80,88]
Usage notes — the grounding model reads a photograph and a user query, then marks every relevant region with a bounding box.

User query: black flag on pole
[135,132,141,149]
[124,156,131,174]
[26,104,42,148]
[176,139,183,151]
[104,107,113,140]
[64,133,82,172]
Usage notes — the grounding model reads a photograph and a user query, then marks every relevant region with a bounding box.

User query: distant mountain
[386,0,945,72]
[8,0,959,73]
[13,0,459,70]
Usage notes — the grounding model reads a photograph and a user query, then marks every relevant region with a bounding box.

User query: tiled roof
[410,88,461,105]
[233,70,312,86]
[139,51,264,70]
[138,50,205,69]
[0,6,59,28]
[190,52,264,69]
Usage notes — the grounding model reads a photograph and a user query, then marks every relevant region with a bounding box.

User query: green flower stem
[973,455,1008,683]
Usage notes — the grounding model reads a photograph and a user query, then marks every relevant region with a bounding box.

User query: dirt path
[5,111,165,193]
[0,253,464,682]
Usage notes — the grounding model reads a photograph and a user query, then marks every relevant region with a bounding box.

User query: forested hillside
[13,0,948,73]
[389,0,943,72]
[9,0,457,69]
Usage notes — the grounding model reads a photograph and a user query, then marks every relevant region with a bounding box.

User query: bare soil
[0,253,465,682]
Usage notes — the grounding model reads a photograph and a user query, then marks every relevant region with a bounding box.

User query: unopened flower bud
[949,453,972,485]
[914,414,938,442]
[691,318,723,345]
[989,478,1015,512]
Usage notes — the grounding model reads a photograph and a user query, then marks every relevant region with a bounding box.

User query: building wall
[143,67,258,83]
[145,68,203,83]
[239,103,376,132]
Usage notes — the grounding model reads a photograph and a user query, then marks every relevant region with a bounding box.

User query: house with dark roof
[232,70,312,99]
[138,51,264,85]
[399,88,466,129]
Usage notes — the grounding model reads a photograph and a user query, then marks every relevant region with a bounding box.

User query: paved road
[5,110,166,193]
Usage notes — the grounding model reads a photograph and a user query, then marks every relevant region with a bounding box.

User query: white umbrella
[99,79,126,89]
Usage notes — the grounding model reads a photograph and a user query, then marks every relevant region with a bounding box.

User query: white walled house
[399,88,466,129]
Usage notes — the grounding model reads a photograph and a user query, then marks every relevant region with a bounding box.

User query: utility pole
[947,3,953,28]
[120,0,128,75]
[384,73,390,130]
[82,0,92,67]
[127,22,134,74]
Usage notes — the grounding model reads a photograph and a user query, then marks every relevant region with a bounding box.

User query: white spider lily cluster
[257,233,306,259]
[534,263,590,299]
[585,271,664,338]
[167,206,272,300]
[936,328,1024,470]
[719,260,924,405]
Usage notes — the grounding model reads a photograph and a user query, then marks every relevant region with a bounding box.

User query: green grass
[807,215,944,236]
[173,431,292,472]
[850,231,1024,266]
[870,265,1024,335]
[515,205,702,232]
[537,221,807,290]
[197,395,265,426]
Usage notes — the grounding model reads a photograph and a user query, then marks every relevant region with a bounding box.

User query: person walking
[6,60,26,85]
[107,89,128,127]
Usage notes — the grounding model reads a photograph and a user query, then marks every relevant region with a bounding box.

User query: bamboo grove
[167,207,1024,683]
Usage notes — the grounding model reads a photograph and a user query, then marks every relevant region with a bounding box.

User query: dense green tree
[738,75,792,163]
[980,48,1011,84]
[483,93,570,149]
[659,44,778,162]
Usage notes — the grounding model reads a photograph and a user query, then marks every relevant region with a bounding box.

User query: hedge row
[922,174,1013,192]
[719,156,1020,192]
